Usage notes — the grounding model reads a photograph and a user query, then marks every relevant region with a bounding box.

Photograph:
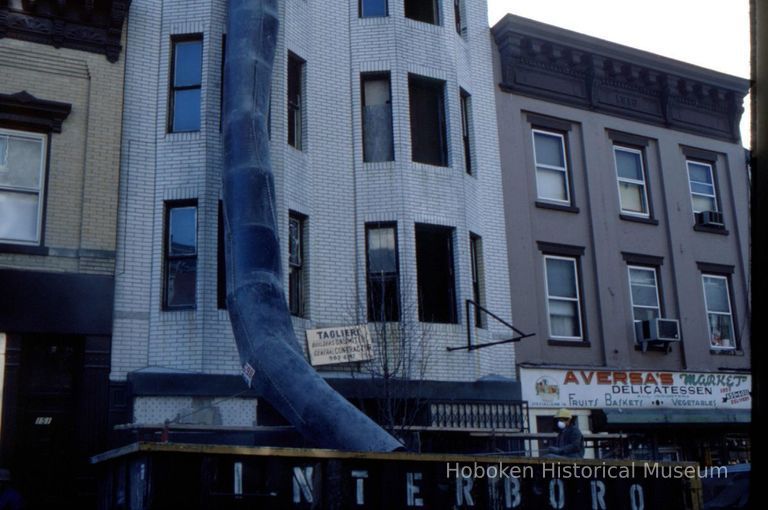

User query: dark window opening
[217,201,227,310]
[409,74,447,166]
[405,0,440,25]
[470,233,484,328]
[169,36,202,132]
[454,0,466,35]
[287,52,305,150]
[416,224,456,323]
[164,201,197,309]
[460,88,472,174]
[360,0,388,17]
[362,73,394,162]
[289,212,306,317]
[366,223,400,322]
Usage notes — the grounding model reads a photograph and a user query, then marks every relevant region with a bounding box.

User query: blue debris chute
[221,0,402,452]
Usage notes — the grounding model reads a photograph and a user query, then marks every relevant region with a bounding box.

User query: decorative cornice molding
[0,90,72,133]
[0,1,130,63]
[493,16,749,143]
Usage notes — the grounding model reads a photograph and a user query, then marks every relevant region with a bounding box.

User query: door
[16,335,83,508]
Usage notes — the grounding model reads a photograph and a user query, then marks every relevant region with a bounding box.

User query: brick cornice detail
[0,0,131,63]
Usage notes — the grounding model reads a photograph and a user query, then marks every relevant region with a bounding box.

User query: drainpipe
[222,0,402,452]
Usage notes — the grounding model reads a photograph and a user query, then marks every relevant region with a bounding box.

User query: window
[469,233,485,328]
[454,0,466,35]
[405,0,439,24]
[460,89,472,174]
[627,266,660,322]
[416,224,456,323]
[360,0,387,17]
[614,146,649,216]
[164,202,197,309]
[289,212,306,317]
[0,128,46,244]
[217,201,227,309]
[366,224,400,322]
[361,73,394,162]
[169,36,202,132]
[702,275,735,349]
[543,255,582,339]
[687,160,718,214]
[532,129,570,203]
[287,52,305,150]
[409,74,447,167]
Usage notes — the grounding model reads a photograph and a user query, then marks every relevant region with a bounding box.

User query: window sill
[535,201,579,214]
[357,16,391,26]
[0,243,49,256]
[620,214,659,225]
[693,224,729,236]
[161,307,196,314]
[412,160,449,169]
[548,339,590,347]
[165,130,202,142]
[403,17,443,33]
[709,348,743,356]
[363,160,396,170]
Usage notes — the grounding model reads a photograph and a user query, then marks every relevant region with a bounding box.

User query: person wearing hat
[0,468,22,510]
[545,408,585,458]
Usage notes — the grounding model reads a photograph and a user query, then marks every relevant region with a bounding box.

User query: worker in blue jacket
[546,408,585,458]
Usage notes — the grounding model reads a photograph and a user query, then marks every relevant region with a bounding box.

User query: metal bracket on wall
[447,300,535,352]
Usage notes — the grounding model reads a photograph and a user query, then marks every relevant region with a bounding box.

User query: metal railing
[416,400,529,433]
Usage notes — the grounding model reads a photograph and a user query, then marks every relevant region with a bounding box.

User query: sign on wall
[306,325,374,366]
[520,367,751,410]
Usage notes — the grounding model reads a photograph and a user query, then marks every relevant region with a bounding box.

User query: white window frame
[613,146,649,217]
[543,255,583,340]
[686,160,718,214]
[701,274,736,350]
[627,265,661,322]
[0,127,47,245]
[532,129,570,204]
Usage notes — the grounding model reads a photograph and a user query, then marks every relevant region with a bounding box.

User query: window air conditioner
[635,318,681,344]
[696,210,724,227]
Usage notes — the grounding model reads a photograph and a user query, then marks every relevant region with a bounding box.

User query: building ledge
[0,1,130,62]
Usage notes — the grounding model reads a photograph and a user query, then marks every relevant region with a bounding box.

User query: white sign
[306,325,374,366]
[520,367,751,410]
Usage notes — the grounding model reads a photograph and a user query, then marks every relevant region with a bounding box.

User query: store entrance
[14,335,83,509]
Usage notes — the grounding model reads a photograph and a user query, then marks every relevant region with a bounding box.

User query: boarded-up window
[362,73,394,162]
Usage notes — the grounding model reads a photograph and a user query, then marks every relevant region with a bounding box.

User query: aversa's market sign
[520,368,751,410]
[306,325,374,366]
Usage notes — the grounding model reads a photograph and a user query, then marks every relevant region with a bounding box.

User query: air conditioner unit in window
[634,319,680,352]
[697,210,724,227]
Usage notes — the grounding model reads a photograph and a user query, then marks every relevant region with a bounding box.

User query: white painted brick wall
[112,0,516,405]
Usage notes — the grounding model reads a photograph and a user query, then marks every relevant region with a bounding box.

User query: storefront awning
[602,409,750,425]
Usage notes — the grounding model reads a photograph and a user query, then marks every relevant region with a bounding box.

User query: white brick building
[111,0,522,451]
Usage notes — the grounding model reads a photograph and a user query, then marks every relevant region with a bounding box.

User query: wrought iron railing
[420,400,529,432]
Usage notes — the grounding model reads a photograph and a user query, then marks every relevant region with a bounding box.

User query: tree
[345,277,434,451]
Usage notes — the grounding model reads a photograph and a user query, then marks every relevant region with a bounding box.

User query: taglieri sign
[520,367,751,410]
[306,325,374,366]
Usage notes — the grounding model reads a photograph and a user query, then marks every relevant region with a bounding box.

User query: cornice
[0,0,130,63]
[493,16,749,143]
